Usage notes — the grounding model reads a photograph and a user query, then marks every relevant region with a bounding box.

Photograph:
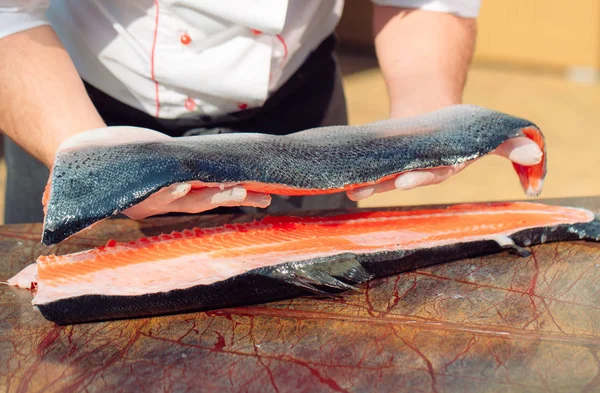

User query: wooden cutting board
[1,198,599,393]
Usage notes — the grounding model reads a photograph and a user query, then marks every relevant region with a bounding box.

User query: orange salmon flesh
[15,202,593,306]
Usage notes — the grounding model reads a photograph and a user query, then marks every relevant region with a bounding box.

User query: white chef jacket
[0,1,480,119]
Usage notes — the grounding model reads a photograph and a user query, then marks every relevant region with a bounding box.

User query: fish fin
[328,261,373,283]
[269,253,372,296]
[294,269,359,291]
[301,253,373,287]
[279,274,343,297]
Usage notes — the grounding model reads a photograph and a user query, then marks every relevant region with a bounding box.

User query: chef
[0,0,542,224]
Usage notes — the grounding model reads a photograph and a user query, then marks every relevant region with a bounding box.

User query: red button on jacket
[185,97,196,111]
[180,33,192,45]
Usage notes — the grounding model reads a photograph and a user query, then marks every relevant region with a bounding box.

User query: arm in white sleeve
[370,0,481,18]
[346,1,543,201]
[0,0,51,39]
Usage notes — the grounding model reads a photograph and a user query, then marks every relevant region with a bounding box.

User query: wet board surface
[1,198,600,393]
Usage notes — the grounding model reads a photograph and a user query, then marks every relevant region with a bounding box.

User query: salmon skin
[11,202,599,325]
[42,105,546,246]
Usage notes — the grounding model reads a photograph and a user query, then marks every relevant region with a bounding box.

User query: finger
[209,186,247,205]
[161,187,271,214]
[394,170,436,190]
[347,164,469,201]
[123,185,269,219]
[123,182,192,219]
[153,183,192,205]
[215,191,272,208]
[347,171,436,201]
[493,137,543,166]
[159,187,244,214]
[346,186,376,201]
[246,192,272,208]
[347,170,438,201]
[396,163,470,190]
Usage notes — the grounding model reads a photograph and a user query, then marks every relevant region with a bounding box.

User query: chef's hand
[346,135,543,202]
[123,183,271,220]
[56,126,271,220]
[358,7,546,201]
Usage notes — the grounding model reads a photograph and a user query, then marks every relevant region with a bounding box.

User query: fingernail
[348,187,374,201]
[229,187,247,201]
[395,171,434,190]
[509,144,543,166]
[211,186,246,204]
[171,183,191,198]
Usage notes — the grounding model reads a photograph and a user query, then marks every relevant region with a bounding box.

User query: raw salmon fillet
[11,202,599,325]
[42,105,547,245]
